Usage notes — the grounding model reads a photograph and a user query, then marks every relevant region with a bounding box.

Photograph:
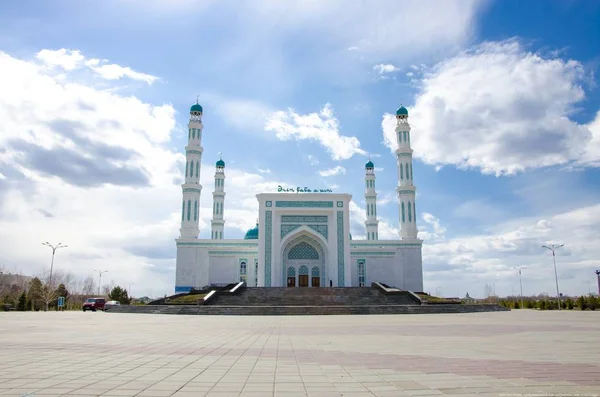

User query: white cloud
[265,103,366,160]
[318,166,346,177]
[35,48,157,84]
[373,63,400,75]
[382,39,599,175]
[308,155,319,166]
[257,168,272,174]
[349,200,399,240]
[420,212,446,241]
[422,203,600,298]
[36,48,85,71]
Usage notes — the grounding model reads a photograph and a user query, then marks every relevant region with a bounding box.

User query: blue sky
[1,0,599,298]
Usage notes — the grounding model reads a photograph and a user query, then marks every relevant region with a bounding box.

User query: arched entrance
[282,232,326,288]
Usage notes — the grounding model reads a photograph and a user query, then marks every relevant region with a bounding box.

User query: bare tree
[82,276,96,295]
[102,280,116,297]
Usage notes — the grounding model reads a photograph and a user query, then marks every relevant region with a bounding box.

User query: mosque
[175,103,423,292]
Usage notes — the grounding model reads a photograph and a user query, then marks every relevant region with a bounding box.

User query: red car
[82,298,106,311]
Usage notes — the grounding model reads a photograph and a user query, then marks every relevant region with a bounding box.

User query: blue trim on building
[175,285,194,293]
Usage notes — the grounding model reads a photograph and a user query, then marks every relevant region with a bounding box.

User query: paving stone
[1,311,600,397]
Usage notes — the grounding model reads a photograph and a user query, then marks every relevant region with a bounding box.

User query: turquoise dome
[365,160,374,169]
[216,159,225,167]
[396,106,408,116]
[244,224,258,240]
[190,103,203,113]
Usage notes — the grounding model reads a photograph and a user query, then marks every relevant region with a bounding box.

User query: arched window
[400,163,404,180]
[185,162,189,177]
[194,200,198,221]
[188,129,191,140]
[408,201,412,222]
[403,131,407,142]
[397,132,401,144]
[240,261,247,282]
[181,201,185,222]
[193,128,196,139]
[254,260,259,287]
[190,160,194,177]
[401,202,405,223]
[413,202,416,222]
[410,164,413,180]
[407,132,411,145]
[358,261,366,287]
[405,163,410,180]
[195,162,199,178]
[187,199,191,221]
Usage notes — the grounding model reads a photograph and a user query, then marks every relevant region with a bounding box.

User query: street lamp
[542,244,564,310]
[42,242,68,288]
[94,269,108,296]
[595,270,600,296]
[128,282,135,299]
[513,266,527,309]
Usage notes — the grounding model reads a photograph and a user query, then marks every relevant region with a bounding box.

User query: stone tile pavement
[0,310,599,397]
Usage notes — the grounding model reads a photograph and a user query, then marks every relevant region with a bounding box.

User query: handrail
[230,282,245,293]
[202,290,216,305]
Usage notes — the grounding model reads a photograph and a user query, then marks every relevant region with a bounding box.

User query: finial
[368,154,371,161]
[256,218,259,225]
[196,95,199,104]
[218,151,222,160]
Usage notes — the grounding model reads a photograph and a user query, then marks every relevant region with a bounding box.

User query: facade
[175,103,423,292]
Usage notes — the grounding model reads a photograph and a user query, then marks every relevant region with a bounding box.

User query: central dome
[244,223,259,240]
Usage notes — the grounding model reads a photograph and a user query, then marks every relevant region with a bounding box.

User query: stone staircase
[205,286,419,306]
[107,303,509,315]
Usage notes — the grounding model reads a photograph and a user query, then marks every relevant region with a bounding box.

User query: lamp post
[595,270,600,296]
[513,266,526,309]
[42,242,67,288]
[542,244,564,310]
[94,269,108,296]
[128,282,135,300]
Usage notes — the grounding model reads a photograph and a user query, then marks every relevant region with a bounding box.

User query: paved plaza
[1,311,599,397]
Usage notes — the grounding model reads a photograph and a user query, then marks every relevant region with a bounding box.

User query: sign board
[57,296,65,307]
[277,185,333,193]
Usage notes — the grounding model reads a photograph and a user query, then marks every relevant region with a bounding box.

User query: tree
[53,283,69,310]
[82,276,96,295]
[27,277,43,311]
[17,291,27,311]
[588,295,597,311]
[108,286,131,305]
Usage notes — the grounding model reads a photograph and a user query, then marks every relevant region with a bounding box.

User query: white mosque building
[175,103,423,292]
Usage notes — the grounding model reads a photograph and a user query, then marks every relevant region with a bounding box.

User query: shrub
[588,296,597,311]
[566,298,574,310]
[538,300,547,310]
[513,301,520,309]
[576,296,586,310]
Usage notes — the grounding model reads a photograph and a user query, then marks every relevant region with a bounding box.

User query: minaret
[210,154,226,239]
[364,158,379,240]
[180,101,204,239]
[395,105,418,239]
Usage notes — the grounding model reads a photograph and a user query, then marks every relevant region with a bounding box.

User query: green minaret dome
[190,103,203,113]
[216,159,225,167]
[365,160,374,169]
[396,106,408,116]
[244,223,259,240]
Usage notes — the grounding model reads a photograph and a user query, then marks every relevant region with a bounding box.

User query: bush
[538,300,547,310]
[566,298,574,310]
[17,292,27,311]
[513,301,520,309]
[576,296,586,310]
[589,296,597,311]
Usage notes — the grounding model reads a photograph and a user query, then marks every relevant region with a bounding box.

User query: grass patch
[416,293,462,304]
[167,294,207,304]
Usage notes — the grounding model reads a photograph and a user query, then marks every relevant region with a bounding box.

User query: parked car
[82,298,106,311]
[104,300,121,310]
